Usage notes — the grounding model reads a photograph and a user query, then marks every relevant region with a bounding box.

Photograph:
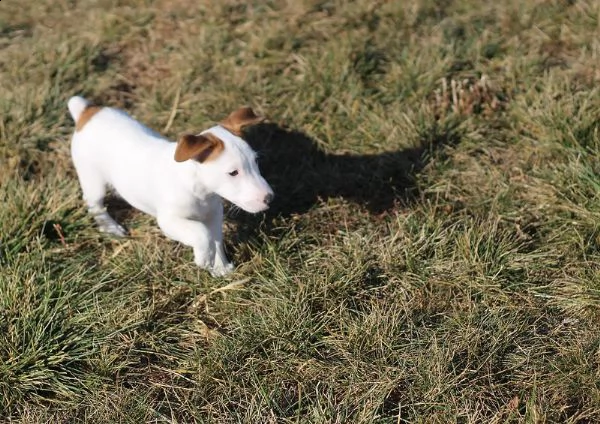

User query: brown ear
[220,107,265,136]
[174,133,224,163]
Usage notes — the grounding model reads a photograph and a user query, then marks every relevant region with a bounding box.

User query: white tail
[67,96,90,122]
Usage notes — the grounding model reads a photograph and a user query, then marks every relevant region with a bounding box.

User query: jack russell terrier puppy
[67,96,273,277]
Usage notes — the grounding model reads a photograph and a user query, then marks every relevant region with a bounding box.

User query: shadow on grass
[234,120,461,219]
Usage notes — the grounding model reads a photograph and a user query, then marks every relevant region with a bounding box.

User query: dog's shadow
[229,121,460,237]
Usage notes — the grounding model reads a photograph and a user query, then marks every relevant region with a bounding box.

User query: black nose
[264,193,274,204]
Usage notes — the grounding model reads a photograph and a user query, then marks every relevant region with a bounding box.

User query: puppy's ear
[174,133,224,163]
[220,107,265,136]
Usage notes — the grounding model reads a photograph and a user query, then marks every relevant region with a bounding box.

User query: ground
[1,0,600,422]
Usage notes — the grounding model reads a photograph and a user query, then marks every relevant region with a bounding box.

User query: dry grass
[2,0,600,422]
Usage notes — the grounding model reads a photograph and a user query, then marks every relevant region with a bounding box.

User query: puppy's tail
[67,96,91,122]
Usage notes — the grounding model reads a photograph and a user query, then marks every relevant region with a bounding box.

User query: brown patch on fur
[220,107,265,136]
[76,105,102,131]
[174,132,224,163]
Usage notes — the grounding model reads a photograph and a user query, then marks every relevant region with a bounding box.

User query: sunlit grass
[1,0,600,422]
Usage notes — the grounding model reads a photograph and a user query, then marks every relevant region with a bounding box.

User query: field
[2,0,600,422]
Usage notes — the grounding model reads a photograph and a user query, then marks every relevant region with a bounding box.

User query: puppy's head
[174,107,273,213]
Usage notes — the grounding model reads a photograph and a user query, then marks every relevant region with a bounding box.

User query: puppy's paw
[193,251,212,270]
[210,262,235,277]
[94,214,127,237]
[99,222,127,237]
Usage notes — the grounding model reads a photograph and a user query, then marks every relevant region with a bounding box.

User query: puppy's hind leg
[75,166,127,237]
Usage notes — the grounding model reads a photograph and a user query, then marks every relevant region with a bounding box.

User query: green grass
[2,0,600,422]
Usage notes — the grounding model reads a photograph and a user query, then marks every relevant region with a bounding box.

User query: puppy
[67,96,273,276]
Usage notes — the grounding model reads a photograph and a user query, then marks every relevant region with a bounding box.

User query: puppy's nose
[264,193,274,205]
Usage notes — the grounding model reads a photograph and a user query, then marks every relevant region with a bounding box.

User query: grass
[1,0,600,422]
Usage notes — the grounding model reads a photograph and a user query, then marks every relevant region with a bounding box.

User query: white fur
[67,96,273,276]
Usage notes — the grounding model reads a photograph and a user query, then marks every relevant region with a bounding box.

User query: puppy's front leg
[206,204,234,276]
[157,214,215,271]
[212,241,234,276]
[162,218,214,270]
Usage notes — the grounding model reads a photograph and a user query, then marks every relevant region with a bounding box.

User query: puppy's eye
[228,170,239,177]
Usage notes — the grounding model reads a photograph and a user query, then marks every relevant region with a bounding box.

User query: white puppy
[67,96,273,276]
